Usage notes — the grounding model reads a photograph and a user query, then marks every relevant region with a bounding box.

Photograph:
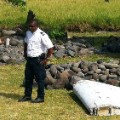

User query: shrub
[8,0,26,6]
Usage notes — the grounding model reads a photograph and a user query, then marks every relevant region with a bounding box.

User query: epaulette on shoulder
[40,32,45,36]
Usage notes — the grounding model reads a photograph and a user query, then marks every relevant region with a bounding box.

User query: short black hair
[29,19,39,26]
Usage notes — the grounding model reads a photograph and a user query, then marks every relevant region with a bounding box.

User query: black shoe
[18,96,31,102]
[31,97,44,103]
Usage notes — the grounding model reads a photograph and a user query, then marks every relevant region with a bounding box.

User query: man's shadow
[0,92,21,100]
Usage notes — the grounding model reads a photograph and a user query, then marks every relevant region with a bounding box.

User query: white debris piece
[73,80,120,116]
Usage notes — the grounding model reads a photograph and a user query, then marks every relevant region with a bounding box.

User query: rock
[82,67,89,73]
[56,65,64,72]
[10,38,19,46]
[106,79,120,86]
[0,55,10,62]
[97,59,103,64]
[50,65,58,78]
[79,48,91,55]
[54,49,65,58]
[95,69,102,74]
[103,63,119,69]
[98,64,106,70]
[104,69,110,76]
[70,66,81,73]
[2,30,16,36]
[109,68,117,74]
[116,68,120,75]
[99,75,107,82]
[77,72,84,78]
[92,73,99,80]
[67,50,75,57]
[84,74,93,80]
[57,70,70,80]
[88,63,98,72]
[108,74,118,79]
[45,71,57,85]
[79,61,89,69]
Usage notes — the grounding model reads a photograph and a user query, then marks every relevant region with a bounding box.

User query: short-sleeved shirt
[24,28,53,57]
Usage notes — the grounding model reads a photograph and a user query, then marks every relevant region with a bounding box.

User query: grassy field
[0,55,120,120]
[0,0,120,31]
[0,0,120,119]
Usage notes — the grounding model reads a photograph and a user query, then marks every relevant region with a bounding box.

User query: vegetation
[7,0,26,6]
[0,0,120,32]
[0,0,120,119]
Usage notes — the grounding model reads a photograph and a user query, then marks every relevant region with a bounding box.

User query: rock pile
[45,60,120,89]
[0,29,99,65]
[0,29,24,65]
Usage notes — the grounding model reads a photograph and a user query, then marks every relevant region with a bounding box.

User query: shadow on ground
[69,91,89,115]
[0,92,21,100]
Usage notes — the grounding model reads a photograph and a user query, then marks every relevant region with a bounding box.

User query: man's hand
[40,58,48,65]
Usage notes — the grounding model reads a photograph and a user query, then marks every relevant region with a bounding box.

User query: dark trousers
[24,57,46,99]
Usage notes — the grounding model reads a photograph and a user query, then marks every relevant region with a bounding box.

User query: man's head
[28,19,39,32]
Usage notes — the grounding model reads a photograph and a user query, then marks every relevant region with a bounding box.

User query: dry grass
[0,55,120,120]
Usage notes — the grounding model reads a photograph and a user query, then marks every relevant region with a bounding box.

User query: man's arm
[40,47,53,65]
[46,47,53,60]
[24,42,27,59]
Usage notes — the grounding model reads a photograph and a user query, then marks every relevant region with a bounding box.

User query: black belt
[27,53,46,60]
[27,56,39,59]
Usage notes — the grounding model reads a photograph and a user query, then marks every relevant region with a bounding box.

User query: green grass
[0,54,120,120]
[0,0,120,31]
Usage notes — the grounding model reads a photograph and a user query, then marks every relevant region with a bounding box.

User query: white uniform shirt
[24,28,53,57]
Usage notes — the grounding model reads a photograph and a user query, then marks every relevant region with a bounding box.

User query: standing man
[18,19,53,103]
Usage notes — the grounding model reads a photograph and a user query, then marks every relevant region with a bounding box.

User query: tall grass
[0,0,120,31]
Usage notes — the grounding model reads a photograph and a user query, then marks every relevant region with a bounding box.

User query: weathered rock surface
[45,60,120,89]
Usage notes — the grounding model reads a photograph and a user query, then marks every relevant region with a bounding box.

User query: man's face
[29,22,38,33]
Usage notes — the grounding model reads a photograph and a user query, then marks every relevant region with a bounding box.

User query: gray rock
[98,64,106,70]
[104,69,110,76]
[50,65,58,78]
[95,69,102,74]
[82,67,89,73]
[1,55,10,62]
[2,30,16,36]
[67,50,75,57]
[109,68,117,74]
[70,66,81,73]
[116,68,120,75]
[56,65,64,72]
[77,72,84,78]
[79,61,89,69]
[79,48,92,55]
[97,59,103,64]
[92,73,99,80]
[88,63,98,72]
[45,71,57,85]
[71,62,80,67]
[104,63,119,69]
[99,75,107,82]
[108,74,118,79]
[70,75,83,84]
[106,79,120,86]
[54,49,65,58]
[10,38,19,46]
[84,74,93,80]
